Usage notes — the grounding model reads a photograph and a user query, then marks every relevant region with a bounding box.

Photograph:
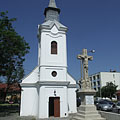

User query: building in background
[90,71,120,91]
[0,83,21,103]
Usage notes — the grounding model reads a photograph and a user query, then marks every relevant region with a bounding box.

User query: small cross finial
[49,0,57,8]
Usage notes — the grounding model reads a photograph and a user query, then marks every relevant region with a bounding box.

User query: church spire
[48,0,57,8]
[44,0,60,21]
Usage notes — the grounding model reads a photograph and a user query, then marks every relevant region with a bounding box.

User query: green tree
[0,79,2,83]
[0,11,30,101]
[96,82,118,100]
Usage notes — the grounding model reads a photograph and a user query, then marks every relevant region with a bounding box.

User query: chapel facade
[20,0,77,118]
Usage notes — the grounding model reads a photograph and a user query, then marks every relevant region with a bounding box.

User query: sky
[1,0,120,80]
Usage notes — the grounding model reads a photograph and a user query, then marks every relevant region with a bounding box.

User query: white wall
[67,73,76,84]
[40,67,67,82]
[40,25,67,67]
[38,86,68,118]
[101,72,120,90]
[20,86,39,116]
[22,66,39,83]
[20,20,77,119]
[68,88,77,113]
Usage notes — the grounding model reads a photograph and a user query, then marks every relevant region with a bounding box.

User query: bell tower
[38,0,68,82]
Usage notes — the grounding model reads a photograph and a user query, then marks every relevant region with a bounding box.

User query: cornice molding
[39,20,67,32]
[46,34,62,38]
[68,84,77,88]
[20,81,70,87]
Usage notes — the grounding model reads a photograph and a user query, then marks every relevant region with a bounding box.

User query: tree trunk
[3,77,11,103]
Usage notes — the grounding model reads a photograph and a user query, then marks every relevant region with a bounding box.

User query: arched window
[51,41,57,54]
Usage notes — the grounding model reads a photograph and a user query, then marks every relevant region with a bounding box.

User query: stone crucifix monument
[77,49,93,90]
[72,49,106,120]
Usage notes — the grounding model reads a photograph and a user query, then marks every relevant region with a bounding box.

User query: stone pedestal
[72,90,106,120]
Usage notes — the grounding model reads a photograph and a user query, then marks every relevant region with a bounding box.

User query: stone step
[71,118,106,120]
[71,113,106,120]
[71,115,106,120]
[75,113,101,118]
[78,110,99,115]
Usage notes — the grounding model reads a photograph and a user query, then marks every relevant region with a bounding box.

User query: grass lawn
[0,103,19,106]
[0,103,20,117]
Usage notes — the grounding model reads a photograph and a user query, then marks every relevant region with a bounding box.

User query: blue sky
[1,0,120,80]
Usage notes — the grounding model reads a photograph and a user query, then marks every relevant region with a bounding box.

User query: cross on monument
[77,49,93,90]
[73,49,105,120]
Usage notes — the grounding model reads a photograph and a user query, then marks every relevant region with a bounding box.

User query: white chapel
[20,0,77,119]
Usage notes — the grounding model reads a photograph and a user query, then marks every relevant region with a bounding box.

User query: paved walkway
[38,117,70,120]
[0,116,36,120]
[0,116,72,120]
[0,112,74,120]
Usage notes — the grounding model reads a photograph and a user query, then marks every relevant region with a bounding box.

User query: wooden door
[49,97,54,117]
[54,97,60,117]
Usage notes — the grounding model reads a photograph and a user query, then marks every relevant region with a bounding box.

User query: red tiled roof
[116,90,120,94]
[0,83,7,89]
[0,83,21,92]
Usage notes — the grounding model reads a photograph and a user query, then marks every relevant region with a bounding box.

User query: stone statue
[77,49,93,90]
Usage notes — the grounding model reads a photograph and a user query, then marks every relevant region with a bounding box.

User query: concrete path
[0,116,71,120]
[0,116,36,120]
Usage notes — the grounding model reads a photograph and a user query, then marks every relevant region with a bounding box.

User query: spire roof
[44,0,60,21]
[48,0,57,8]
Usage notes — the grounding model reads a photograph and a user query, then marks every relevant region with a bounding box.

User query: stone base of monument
[72,90,106,120]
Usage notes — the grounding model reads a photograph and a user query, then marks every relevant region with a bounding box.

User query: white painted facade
[20,1,77,118]
[90,72,120,91]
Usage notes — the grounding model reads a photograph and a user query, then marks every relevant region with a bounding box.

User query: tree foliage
[0,11,30,83]
[96,82,118,99]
